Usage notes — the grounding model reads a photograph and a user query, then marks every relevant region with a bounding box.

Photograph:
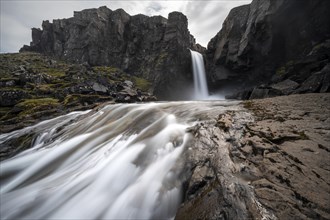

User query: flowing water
[0,101,240,220]
[190,50,209,100]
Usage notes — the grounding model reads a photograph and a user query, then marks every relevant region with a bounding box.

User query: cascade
[190,50,209,100]
[0,101,236,220]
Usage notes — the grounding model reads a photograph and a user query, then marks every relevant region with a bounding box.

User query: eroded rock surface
[176,93,330,219]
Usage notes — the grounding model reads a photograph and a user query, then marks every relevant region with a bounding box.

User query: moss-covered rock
[0,52,156,133]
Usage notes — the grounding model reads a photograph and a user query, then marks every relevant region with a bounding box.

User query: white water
[0,101,239,220]
[190,50,209,100]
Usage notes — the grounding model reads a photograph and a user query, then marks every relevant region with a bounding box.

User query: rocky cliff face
[20,6,199,99]
[206,0,330,98]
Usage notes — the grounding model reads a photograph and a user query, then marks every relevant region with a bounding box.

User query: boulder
[270,79,299,95]
[92,82,108,94]
[0,90,30,107]
[295,64,330,93]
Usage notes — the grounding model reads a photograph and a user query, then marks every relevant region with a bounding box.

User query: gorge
[1,0,330,219]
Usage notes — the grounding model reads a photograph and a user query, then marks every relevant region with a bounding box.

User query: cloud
[0,0,251,53]
[146,2,163,15]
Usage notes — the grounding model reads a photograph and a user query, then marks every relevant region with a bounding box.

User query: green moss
[286,60,295,67]
[132,76,152,92]
[93,66,121,74]
[0,87,31,92]
[0,77,19,81]
[63,94,113,107]
[15,98,60,118]
[16,98,59,109]
[0,107,11,118]
[276,66,286,76]
[44,68,66,77]
[156,52,168,67]
[312,43,324,51]
[63,94,80,106]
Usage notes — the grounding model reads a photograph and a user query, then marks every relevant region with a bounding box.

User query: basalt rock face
[206,0,330,98]
[20,7,198,99]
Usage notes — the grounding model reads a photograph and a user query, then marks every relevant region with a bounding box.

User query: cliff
[206,0,330,99]
[20,6,199,99]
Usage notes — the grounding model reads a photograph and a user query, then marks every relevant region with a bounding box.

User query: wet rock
[0,133,35,161]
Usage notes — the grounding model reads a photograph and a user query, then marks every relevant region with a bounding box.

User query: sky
[0,0,251,53]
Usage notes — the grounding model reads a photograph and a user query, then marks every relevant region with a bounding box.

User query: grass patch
[15,98,60,118]
[132,76,152,92]
[16,98,59,109]
[93,66,121,74]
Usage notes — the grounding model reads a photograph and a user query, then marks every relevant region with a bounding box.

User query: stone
[270,79,299,95]
[92,82,108,93]
[0,90,30,107]
[295,64,329,93]
[320,64,330,93]
[249,88,270,100]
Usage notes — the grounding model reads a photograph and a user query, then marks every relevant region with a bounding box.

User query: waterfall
[190,50,209,100]
[0,101,237,220]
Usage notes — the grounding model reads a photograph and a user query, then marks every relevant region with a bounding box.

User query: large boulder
[20,7,198,99]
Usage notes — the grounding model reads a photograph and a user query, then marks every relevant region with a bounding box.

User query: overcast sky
[0,0,251,53]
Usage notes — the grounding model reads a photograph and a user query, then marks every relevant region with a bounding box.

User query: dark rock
[18,72,52,85]
[225,89,252,100]
[270,79,299,95]
[206,4,250,70]
[249,88,271,100]
[0,79,19,87]
[20,6,199,100]
[0,90,30,107]
[206,0,330,95]
[295,64,329,93]
[320,66,330,93]
[0,133,35,161]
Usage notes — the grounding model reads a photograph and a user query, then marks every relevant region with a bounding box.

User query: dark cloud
[0,0,251,53]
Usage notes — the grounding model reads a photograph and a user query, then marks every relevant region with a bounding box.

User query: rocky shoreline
[176,93,330,219]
